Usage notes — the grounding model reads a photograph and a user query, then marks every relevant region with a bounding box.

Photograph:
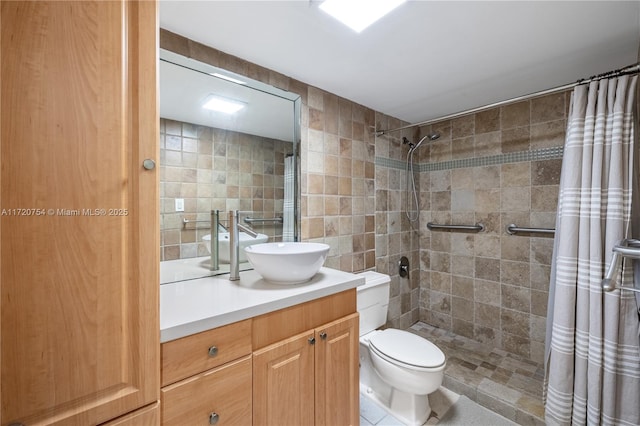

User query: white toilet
[357,271,446,426]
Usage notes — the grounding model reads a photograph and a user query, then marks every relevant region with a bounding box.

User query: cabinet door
[253,331,315,426]
[0,1,159,425]
[315,313,359,426]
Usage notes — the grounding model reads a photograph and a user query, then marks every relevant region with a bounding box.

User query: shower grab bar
[506,224,556,235]
[426,222,484,232]
[602,239,640,294]
[182,217,211,229]
[244,216,283,224]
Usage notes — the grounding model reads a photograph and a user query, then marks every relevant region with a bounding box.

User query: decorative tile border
[375,146,564,172]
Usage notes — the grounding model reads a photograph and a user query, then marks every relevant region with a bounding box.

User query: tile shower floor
[406,322,546,425]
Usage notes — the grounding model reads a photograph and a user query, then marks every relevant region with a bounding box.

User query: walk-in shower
[404,133,440,221]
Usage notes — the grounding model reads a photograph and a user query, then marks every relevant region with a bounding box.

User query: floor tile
[408,321,545,425]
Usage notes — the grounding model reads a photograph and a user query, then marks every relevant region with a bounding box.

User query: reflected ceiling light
[319,0,406,33]
[202,94,246,114]
[210,72,246,85]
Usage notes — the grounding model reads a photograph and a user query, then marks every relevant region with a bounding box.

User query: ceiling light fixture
[202,94,246,114]
[319,0,406,33]
[210,72,246,85]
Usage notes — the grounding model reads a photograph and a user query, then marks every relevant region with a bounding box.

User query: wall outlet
[175,198,185,212]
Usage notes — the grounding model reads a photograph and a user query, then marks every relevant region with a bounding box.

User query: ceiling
[159,1,640,127]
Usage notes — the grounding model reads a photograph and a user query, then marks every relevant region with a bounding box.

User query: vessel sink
[203,232,269,263]
[244,242,330,284]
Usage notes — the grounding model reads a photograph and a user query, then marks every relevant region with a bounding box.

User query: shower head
[425,132,441,141]
[405,132,441,151]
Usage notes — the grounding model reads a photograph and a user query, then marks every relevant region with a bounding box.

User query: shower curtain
[282,155,295,242]
[545,75,640,425]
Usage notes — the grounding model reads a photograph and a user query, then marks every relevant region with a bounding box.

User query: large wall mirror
[159,49,301,284]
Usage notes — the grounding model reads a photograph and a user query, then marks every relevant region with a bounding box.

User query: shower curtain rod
[375,62,640,136]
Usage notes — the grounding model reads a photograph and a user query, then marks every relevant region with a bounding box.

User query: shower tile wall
[374,119,423,330]
[416,93,569,363]
[159,118,289,261]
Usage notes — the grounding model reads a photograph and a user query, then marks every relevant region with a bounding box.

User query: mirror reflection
[159,49,300,284]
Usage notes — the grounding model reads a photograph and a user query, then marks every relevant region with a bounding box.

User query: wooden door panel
[315,313,359,426]
[253,331,315,426]
[0,1,159,424]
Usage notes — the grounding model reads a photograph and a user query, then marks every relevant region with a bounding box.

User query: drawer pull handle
[319,332,327,340]
[308,337,316,345]
[208,346,218,357]
[209,412,220,425]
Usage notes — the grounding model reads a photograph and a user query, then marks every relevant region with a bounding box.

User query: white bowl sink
[244,242,330,284]
[202,232,269,263]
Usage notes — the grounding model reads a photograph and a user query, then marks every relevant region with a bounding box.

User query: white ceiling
[159,1,640,126]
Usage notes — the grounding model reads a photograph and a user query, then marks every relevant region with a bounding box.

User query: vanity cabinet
[159,289,359,426]
[1,1,159,425]
[160,320,253,425]
[253,314,359,426]
[252,290,359,426]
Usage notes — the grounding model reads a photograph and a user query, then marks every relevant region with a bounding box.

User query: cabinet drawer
[161,355,252,426]
[161,319,252,386]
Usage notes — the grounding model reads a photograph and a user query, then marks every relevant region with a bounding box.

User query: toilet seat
[368,329,445,370]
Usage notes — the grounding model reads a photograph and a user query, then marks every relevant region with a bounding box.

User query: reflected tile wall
[160,29,377,273]
[159,118,288,261]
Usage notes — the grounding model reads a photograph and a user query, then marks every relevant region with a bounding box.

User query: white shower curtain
[282,155,295,242]
[545,75,640,425]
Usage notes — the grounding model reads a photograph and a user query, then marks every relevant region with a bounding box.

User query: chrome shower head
[426,132,441,141]
[405,132,441,151]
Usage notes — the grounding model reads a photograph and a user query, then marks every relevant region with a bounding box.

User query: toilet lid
[369,329,445,368]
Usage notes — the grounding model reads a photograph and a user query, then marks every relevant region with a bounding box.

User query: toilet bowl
[357,271,446,426]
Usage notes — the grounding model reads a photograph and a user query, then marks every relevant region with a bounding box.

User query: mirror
[159,49,301,284]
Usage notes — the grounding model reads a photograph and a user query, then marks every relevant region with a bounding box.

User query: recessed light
[202,95,246,114]
[210,72,246,85]
[319,0,406,33]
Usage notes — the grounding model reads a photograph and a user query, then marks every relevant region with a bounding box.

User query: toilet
[357,271,446,426]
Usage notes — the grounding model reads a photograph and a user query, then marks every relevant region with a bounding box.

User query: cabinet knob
[208,346,218,357]
[209,412,220,425]
[319,332,327,340]
[142,159,156,170]
[308,337,316,345]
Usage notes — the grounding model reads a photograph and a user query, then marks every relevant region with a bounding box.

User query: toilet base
[389,387,431,426]
[361,385,432,426]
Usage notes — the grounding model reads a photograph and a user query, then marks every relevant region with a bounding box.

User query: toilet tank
[356,271,391,335]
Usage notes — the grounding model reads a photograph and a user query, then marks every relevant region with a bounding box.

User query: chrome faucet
[238,223,258,238]
[210,210,220,272]
[228,210,258,280]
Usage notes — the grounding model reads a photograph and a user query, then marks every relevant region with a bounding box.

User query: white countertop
[160,267,364,342]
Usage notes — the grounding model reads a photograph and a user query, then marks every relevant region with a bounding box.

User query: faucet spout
[238,223,258,238]
[229,210,240,281]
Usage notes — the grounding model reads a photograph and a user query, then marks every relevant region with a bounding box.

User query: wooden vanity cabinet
[252,291,359,426]
[160,320,253,425]
[159,289,359,426]
[1,1,159,425]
